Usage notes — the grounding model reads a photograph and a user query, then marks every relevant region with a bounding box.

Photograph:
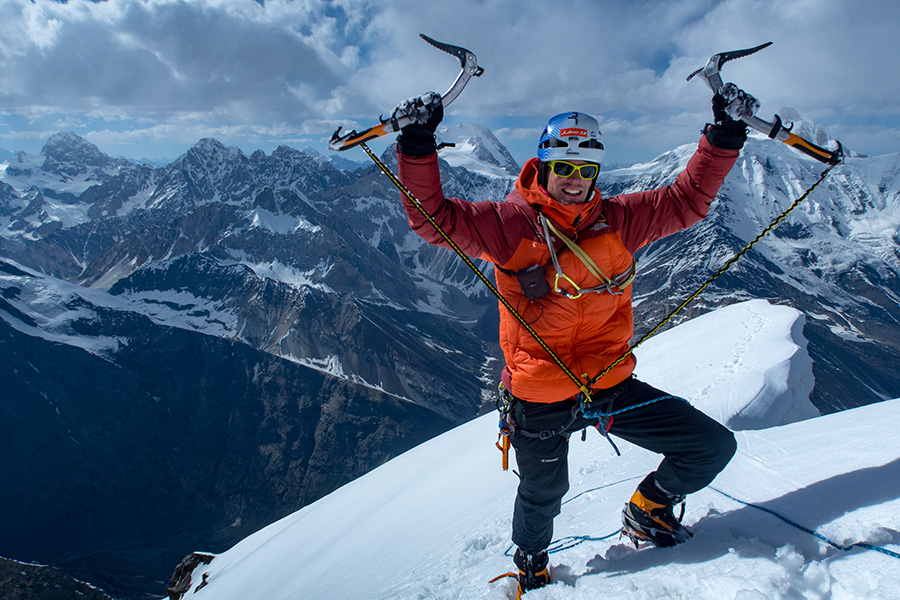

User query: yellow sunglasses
[547,160,599,180]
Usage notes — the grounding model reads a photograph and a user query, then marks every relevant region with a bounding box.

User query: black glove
[395,92,443,157]
[705,83,758,150]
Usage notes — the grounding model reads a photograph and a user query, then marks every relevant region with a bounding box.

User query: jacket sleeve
[396,151,529,265]
[607,135,739,253]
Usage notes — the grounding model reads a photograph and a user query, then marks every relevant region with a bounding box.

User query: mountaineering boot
[622,473,693,548]
[513,547,550,597]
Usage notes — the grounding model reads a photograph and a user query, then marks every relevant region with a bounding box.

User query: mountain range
[1,115,897,598]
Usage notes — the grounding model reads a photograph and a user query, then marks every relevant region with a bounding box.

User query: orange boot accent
[622,488,692,548]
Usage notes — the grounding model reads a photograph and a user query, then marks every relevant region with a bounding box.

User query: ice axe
[329,34,484,152]
[687,42,843,165]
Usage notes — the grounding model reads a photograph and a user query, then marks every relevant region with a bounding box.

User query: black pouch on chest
[516,264,551,300]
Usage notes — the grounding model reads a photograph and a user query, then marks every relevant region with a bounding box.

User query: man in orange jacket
[394,87,756,595]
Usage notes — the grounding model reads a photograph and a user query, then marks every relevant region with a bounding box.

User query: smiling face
[545,160,596,205]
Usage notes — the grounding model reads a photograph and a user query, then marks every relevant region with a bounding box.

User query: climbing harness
[495,382,587,471]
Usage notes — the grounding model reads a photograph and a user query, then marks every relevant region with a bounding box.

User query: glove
[395,92,443,157]
[705,83,758,150]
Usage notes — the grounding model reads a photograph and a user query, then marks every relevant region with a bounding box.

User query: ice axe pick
[329,34,484,152]
[687,42,842,165]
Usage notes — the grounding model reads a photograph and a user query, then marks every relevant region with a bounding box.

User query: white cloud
[0,0,897,163]
[0,0,356,119]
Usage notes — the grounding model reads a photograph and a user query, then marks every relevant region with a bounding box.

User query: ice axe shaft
[688,42,842,165]
[329,34,484,152]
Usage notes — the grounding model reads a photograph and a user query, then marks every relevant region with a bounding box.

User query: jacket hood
[514,157,603,231]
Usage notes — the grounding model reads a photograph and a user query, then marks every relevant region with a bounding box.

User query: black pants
[510,376,737,554]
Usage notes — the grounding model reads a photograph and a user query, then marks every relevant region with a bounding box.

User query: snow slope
[175,300,900,600]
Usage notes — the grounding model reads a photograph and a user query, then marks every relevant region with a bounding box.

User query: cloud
[0,0,897,163]
[677,0,900,114]
[0,0,357,120]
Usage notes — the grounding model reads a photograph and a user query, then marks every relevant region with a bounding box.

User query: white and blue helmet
[537,112,605,165]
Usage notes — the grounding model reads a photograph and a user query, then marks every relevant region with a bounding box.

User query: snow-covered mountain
[437,121,521,178]
[0,133,501,418]
[166,300,900,600]
[1,114,898,598]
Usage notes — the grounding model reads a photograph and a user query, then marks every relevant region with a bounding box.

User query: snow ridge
[174,300,900,600]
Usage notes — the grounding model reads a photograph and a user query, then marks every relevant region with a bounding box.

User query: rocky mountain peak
[438,122,520,177]
[40,131,114,176]
[770,106,855,157]
[184,138,247,165]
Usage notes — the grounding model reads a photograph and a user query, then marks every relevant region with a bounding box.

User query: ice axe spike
[688,42,843,165]
[419,34,485,105]
[686,41,773,93]
[329,34,484,152]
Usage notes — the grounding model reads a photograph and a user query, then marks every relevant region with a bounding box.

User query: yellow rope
[585,161,839,391]
[362,142,838,406]
[360,143,594,400]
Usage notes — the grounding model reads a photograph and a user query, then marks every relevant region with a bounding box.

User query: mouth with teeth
[550,179,591,204]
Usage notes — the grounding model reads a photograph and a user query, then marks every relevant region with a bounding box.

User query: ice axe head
[687,41,773,94]
[687,41,843,166]
[329,34,483,152]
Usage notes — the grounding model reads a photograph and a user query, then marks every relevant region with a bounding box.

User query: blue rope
[503,483,900,561]
[579,395,689,456]
[561,476,642,506]
[503,478,644,557]
[579,394,687,420]
[709,486,900,561]
[504,531,622,557]
[505,391,900,563]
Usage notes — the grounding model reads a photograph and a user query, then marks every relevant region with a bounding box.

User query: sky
[1,0,899,167]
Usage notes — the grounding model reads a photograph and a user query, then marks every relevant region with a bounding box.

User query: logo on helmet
[560,128,588,138]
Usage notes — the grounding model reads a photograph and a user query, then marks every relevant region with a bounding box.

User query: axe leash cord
[361,141,840,405]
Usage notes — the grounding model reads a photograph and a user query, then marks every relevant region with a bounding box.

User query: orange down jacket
[397,134,739,403]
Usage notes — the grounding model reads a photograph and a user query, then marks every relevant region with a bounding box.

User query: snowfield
[176,300,900,600]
